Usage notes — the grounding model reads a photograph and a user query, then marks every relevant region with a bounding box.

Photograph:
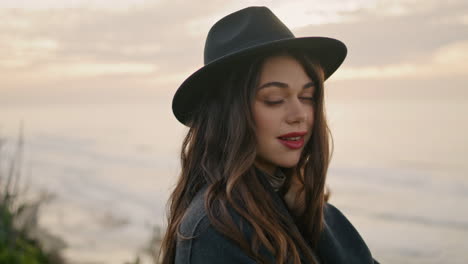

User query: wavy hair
[160,50,333,264]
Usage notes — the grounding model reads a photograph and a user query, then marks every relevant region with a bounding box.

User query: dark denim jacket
[175,170,380,264]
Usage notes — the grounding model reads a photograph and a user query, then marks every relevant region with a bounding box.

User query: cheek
[255,115,275,133]
[253,104,279,139]
[308,107,314,128]
[305,106,315,142]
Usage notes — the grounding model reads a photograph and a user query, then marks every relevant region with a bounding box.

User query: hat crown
[204,6,294,65]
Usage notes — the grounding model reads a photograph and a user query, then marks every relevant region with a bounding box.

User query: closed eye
[264,97,314,106]
[264,100,284,106]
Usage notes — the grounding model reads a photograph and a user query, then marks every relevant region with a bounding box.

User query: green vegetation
[0,125,65,264]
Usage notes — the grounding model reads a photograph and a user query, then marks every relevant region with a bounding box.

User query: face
[253,55,315,175]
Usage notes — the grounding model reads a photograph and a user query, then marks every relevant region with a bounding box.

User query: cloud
[48,62,158,77]
[0,1,231,92]
[0,0,148,9]
[0,0,383,72]
[264,0,377,27]
[295,0,468,70]
[0,36,59,69]
[334,40,468,80]
[1,0,467,105]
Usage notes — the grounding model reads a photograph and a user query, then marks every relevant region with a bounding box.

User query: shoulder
[178,186,252,238]
[178,186,210,238]
[318,202,377,264]
[175,186,256,264]
[323,202,358,229]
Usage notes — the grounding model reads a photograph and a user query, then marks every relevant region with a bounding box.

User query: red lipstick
[277,131,307,149]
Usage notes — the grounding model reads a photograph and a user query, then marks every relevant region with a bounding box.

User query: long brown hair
[160,50,333,264]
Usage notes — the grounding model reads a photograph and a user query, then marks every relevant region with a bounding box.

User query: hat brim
[172,37,347,125]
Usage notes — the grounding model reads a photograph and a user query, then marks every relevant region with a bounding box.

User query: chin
[275,156,301,168]
[278,162,299,168]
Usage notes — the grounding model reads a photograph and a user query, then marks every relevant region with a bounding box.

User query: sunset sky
[1,0,467,106]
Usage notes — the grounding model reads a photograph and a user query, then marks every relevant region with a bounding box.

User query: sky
[1,0,467,106]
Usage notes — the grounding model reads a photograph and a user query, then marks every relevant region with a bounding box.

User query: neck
[255,165,287,192]
[254,160,277,176]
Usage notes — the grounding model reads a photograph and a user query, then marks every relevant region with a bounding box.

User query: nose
[285,98,307,124]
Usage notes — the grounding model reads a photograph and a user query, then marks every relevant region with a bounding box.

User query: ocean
[1,98,467,263]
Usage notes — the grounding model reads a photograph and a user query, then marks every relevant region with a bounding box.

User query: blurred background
[1,0,467,263]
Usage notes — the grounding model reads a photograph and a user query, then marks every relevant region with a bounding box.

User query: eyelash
[265,97,315,105]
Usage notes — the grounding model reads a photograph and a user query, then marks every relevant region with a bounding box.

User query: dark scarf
[262,167,287,192]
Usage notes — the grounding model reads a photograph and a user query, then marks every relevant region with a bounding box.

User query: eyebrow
[257,81,315,90]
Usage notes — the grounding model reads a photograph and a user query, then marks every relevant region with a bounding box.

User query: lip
[277,131,307,150]
[278,131,307,138]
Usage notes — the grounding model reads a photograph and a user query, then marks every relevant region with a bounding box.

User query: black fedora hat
[172,6,347,126]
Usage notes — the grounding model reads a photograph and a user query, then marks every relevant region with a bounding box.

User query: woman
[161,6,380,264]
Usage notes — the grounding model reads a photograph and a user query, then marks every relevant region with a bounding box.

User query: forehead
[258,54,310,82]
